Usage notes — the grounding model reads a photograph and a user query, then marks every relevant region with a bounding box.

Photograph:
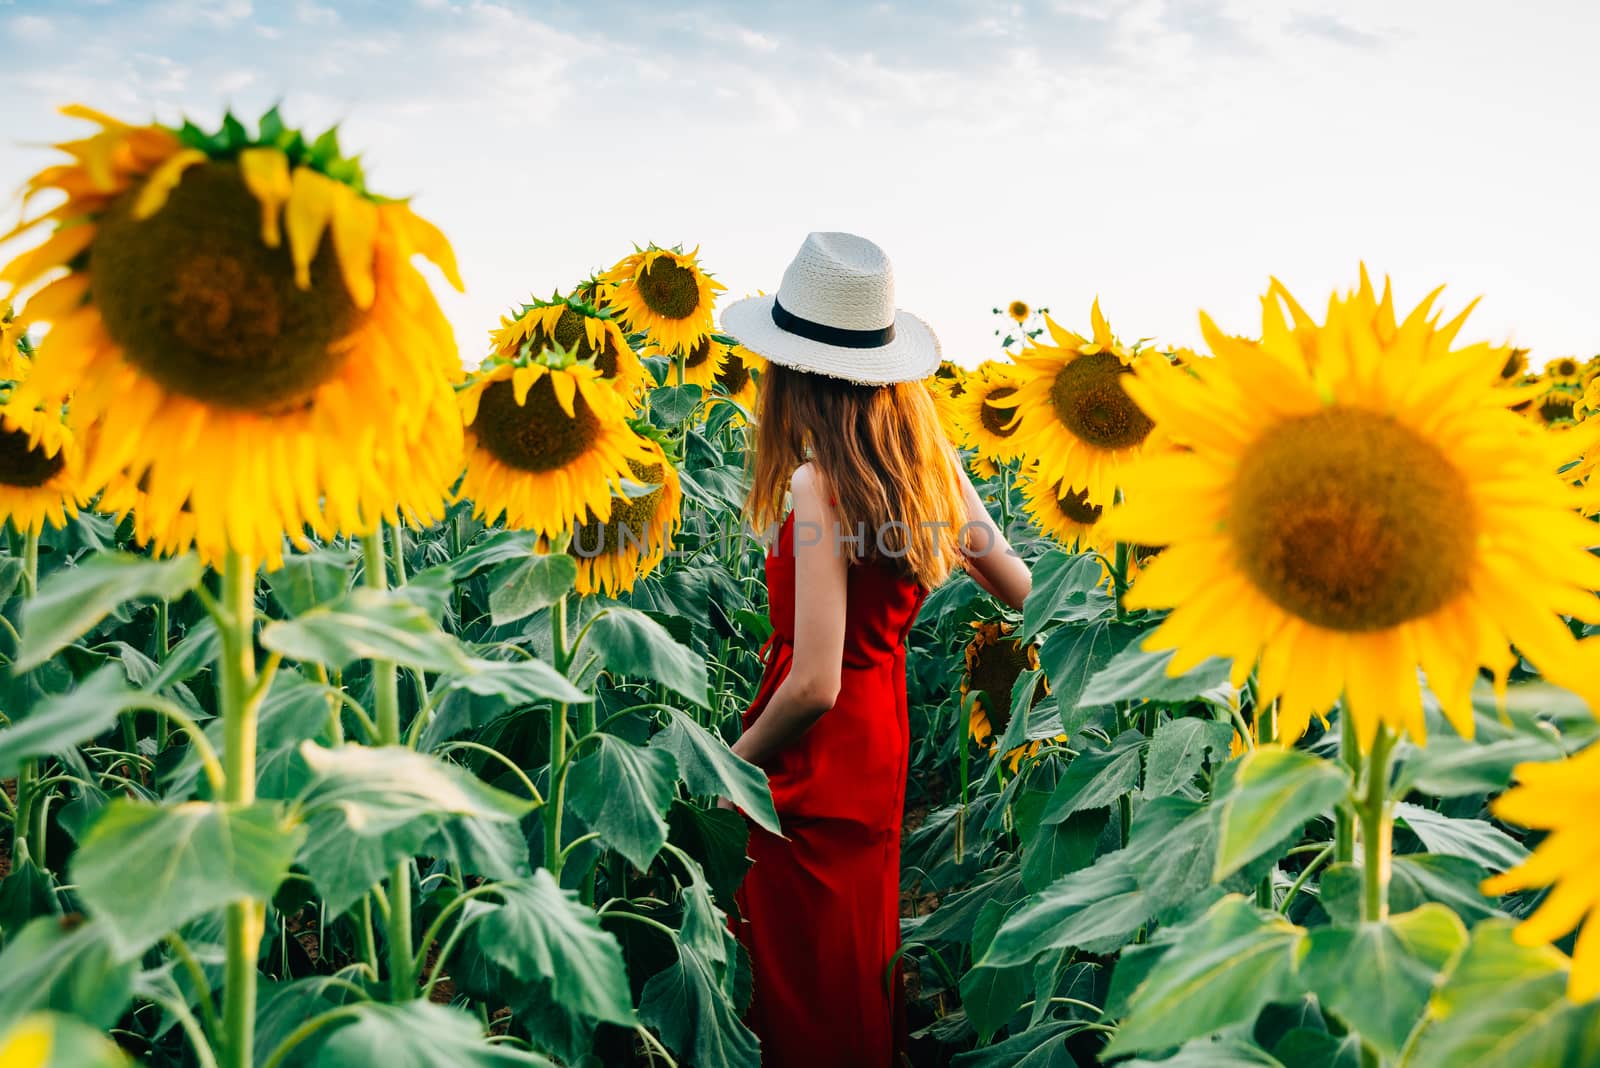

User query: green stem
[1334,703,1357,864]
[13,530,44,866]
[21,528,38,598]
[1112,540,1130,620]
[219,550,263,1068]
[997,463,1012,536]
[14,759,41,867]
[155,598,172,749]
[1359,726,1396,923]
[546,593,570,880]
[361,531,413,1001]
[571,598,598,904]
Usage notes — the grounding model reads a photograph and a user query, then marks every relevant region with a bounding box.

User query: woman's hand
[716,797,738,813]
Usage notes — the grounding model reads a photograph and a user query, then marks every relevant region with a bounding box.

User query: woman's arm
[955,459,1032,611]
[730,463,849,769]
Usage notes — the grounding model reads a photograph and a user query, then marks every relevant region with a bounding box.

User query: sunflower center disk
[1229,408,1475,632]
[90,163,364,413]
[571,459,666,557]
[683,336,713,369]
[966,637,1032,730]
[980,386,1020,437]
[1540,395,1575,423]
[1048,352,1154,450]
[547,308,620,376]
[1055,484,1102,525]
[636,258,701,321]
[473,375,602,473]
[717,351,749,394]
[0,425,64,488]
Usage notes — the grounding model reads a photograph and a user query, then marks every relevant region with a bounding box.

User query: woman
[720,233,1032,1066]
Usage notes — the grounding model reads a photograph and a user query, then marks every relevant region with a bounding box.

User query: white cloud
[294,1,340,27]
[11,14,54,41]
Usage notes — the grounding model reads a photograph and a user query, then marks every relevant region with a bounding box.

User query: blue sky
[3,0,1596,366]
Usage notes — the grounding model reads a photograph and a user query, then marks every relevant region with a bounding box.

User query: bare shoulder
[789,462,829,506]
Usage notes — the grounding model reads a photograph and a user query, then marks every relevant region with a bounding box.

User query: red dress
[733,512,928,1067]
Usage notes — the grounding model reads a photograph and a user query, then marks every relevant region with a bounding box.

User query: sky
[2,0,1596,368]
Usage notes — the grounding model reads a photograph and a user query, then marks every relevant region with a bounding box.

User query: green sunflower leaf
[0,916,134,1035]
[16,552,204,670]
[1102,895,1305,1058]
[1078,642,1233,707]
[260,587,471,673]
[648,710,780,835]
[583,606,709,707]
[565,734,678,870]
[487,553,577,626]
[68,799,304,960]
[1212,747,1349,881]
[468,870,634,1026]
[0,664,134,779]
[1298,905,1468,1058]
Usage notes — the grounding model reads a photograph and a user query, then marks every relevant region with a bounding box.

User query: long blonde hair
[747,363,964,588]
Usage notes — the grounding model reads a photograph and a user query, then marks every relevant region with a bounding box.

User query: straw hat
[720,232,941,385]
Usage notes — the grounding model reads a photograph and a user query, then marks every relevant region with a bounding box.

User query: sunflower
[97,470,196,560]
[1,308,30,380]
[0,396,85,535]
[1532,387,1580,428]
[1480,743,1600,1001]
[489,294,648,400]
[661,332,726,391]
[1500,347,1530,381]
[996,300,1155,504]
[0,105,463,568]
[963,620,1061,769]
[602,246,724,354]
[1547,356,1583,386]
[1007,300,1030,324]
[924,366,967,443]
[458,349,658,539]
[568,437,682,595]
[1018,464,1106,553]
[1101,269,1600,751]
[968,454,1001,481]
[708,341,762,423]
[950,361,1028,463]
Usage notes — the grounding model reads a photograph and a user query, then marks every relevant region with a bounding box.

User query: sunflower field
[1,103,1600,1068]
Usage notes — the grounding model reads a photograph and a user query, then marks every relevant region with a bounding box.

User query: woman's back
[765,511,926,669]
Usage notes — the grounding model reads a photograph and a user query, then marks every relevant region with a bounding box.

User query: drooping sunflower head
[1018,464,1107,554]
[458,346,658,539]
[0,395,86,536]
[567,436,683,595]
[961,620,1043,747]
[660,330,727,391]
[1500,347,1530,381]
[1007,300,1030,323]
[1547,356,1583,385]
[1103,268,1600,751]
[933,360,967,390]
[1002,299,1155,502]
[490,294,647,400]
[600,245,725,355]
[924,367,967,443]
[1532,387,1580,428]
[949,361,1028,463]
[0,104,465,567]
[708,341,763,422]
